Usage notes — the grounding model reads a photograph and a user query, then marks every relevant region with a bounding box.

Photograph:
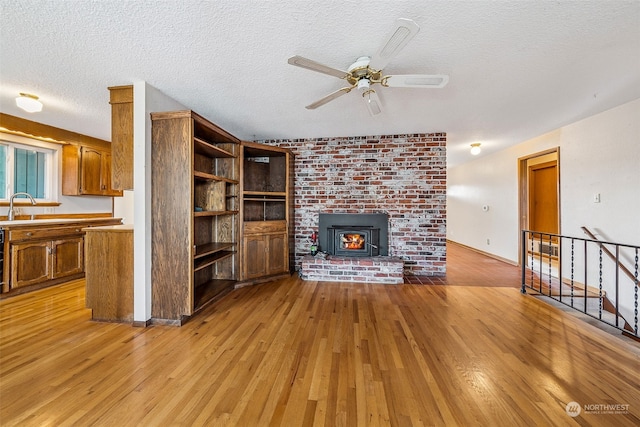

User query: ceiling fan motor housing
[347,56,382,86]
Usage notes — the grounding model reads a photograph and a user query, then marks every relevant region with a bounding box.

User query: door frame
[517,147,561,267]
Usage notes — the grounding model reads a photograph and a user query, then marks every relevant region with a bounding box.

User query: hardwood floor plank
[2,246,640,426]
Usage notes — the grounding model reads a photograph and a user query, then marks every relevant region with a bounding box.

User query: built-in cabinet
[10,238,83,288]
[151,111,240,323]
[242,221,288,279]
[62,144,122,196]
[240,142,294,282]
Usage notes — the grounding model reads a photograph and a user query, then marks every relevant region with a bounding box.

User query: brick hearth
[300,255,404,284]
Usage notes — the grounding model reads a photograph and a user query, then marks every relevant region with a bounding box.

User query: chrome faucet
[7,192,36,221]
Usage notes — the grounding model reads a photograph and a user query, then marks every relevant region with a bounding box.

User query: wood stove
[318,213,388,257]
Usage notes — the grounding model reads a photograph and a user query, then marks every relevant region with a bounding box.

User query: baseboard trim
[447,240,518,266]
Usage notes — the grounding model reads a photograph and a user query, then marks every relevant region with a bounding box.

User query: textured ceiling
[1,1,639,167]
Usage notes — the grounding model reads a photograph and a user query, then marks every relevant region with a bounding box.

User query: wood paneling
[151,115,192,319]
[1,245,639,425]
[84,225,133,322]
[108,85,134,190]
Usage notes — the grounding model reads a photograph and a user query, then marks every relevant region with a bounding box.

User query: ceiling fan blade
[383,74,449,88]
[368,18,420,71]
[305,87,353,109]
[361,89,382,116]
[288,55,349,79]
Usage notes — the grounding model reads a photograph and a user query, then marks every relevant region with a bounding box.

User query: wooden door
[11,241,51,288]
[267,233,287,275]
[80,147,103,195]
[51,238,84,279]
[528,161,558,235]
[243,235,267,279]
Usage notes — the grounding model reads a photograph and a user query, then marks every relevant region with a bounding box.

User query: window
[1,133,58,202]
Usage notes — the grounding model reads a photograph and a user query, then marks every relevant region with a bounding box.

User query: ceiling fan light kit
[288,18,449,116]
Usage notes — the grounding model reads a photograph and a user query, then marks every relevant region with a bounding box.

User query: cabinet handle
[26,232,32,237]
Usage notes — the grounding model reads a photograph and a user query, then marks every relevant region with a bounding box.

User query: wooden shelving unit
[151,110,240,323]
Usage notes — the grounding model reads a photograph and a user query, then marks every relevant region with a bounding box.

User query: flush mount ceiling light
[470,143,481,155]
[16,93,43,113]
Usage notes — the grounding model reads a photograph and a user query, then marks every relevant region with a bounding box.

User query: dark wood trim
[0,113,111,149]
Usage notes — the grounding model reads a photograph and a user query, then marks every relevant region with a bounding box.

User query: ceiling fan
[288,18,449,116]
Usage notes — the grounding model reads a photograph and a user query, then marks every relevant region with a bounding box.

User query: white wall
[448,97,640,323]
[448,97,640,259]
[123,82,185,323]
[447,129,564,262]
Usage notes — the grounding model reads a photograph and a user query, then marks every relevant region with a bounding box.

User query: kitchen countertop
[0,217,122,228]
[83,224,133,232]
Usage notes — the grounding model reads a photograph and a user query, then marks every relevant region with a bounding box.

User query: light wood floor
[1,244,639,426]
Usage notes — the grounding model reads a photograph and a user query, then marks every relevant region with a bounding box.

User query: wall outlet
[44,207,55,214]
[593,193,601,203]
[486,239,490,245]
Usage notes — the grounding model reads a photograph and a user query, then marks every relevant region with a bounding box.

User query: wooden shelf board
[193,171,238,184]
[194,137,236,158]
[243,191,287,197]
[243,198,286,202]
[193,251,235,272]
[194,242,235,259]
[194,210,239,217]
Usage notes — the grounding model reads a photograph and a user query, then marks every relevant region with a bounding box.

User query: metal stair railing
[521,229,639,339]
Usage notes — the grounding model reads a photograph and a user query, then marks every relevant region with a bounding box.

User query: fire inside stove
[339,233,365,250]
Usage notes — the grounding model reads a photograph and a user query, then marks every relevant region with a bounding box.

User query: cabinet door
[100,152,123,196]
[80,147,103,195]
[267,233,287,275]
[11,241,51,289]
[52,238,84,279]
[243,235,267,279]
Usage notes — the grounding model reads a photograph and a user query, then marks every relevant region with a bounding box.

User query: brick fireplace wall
[257,133,447,276]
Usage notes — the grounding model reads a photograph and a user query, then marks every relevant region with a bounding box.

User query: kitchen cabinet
[62,144,123,196]
[0,218,122,295]
[151,110,240,323]
[240,142,294,283]
[11,237,83,289]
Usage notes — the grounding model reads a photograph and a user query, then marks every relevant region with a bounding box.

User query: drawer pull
[26,232,32,237]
